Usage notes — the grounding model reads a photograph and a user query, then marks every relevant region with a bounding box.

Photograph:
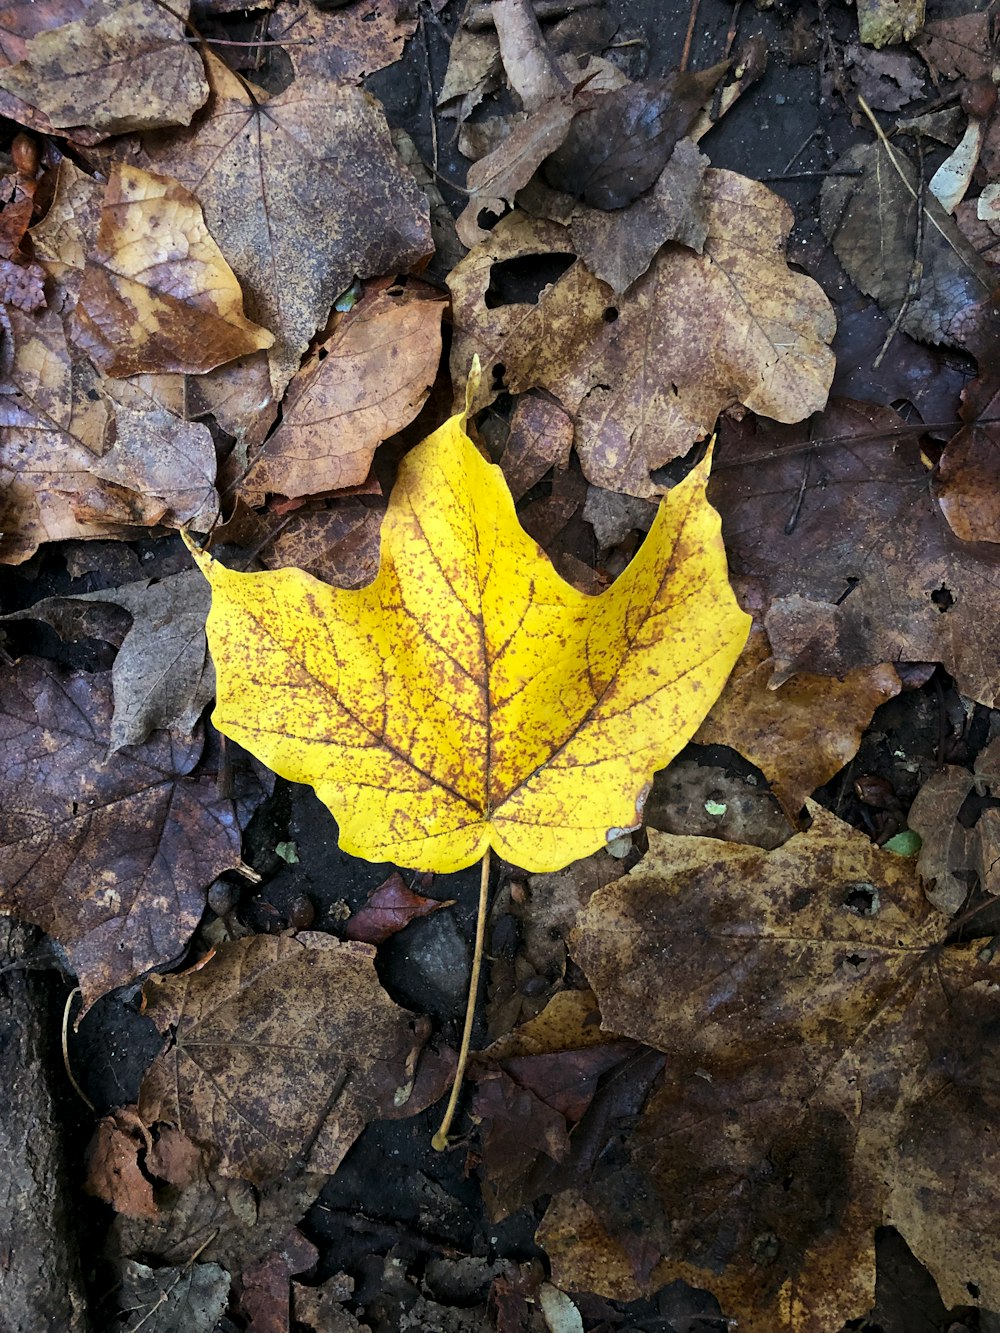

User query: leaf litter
[8,1,1000,1329]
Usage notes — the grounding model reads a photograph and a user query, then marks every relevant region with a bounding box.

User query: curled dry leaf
[709,399,1000,707]
[141,54,432,396]
[559,804,1000,1326]
[73,163,273,378]
[84,1107,157,1218]
[240,283,445,504]
[450,174,835,498]
[694,622,902,817]
[187,409,749,873]
[138,933,421,1184]
[0,660,241,1008]
[0,0,208,136]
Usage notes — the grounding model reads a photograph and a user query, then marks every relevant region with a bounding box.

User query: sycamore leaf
[188,409,750,874]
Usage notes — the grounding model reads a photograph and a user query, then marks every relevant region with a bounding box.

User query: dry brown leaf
[0,305,115,562]
[907,738,1000,913]
[499,392,574,501]
[709,399,1000,707]
[257,500,385,590]
[558,804,1000,1325]
[694,622,902,816]
[0,660,241,1007]
[520,136,711,293]
[29,156,102,306]
[240,282,444,504]
[343,872,453,945]
[140,54,432,396]
[450,176,835,497]
[138,933,424,1184]
[73,163,273,378]
[84,1107,157,1218]
[2,568,214,751]
[266,0,417,83]
[0,0,208,136]
[935,373,1000,543]
[80,397,218,531]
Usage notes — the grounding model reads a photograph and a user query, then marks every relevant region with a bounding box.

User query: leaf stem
[432,846,491,1151]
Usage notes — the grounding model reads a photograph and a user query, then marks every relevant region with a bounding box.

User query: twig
[61,988,95,1113]
[419,9,439,175]
[680,0,701,72]
[432,846,491,1151]
[723,0,743,61]
[465,0,600,31]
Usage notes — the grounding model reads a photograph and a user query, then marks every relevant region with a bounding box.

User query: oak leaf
[0,660,241,1007]
[73,163,273,378]
[449,176,836,497]
[188,408,750,873]
[559,804,1000,1327]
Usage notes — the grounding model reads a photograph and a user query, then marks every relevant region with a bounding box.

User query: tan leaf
[73,163,273,378]
[138,933,420,1183]
[139,54,432,396]
[694,622,902,816]
[84,1107,157,1218]
[450,174,835,497]
[0,0,208,136]
[240,282,445,504]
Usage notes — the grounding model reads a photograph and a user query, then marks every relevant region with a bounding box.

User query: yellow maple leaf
[187,411,749,875]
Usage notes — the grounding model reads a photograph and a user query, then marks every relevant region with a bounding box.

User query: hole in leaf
[603,306,619,322]
[931,584,955,612]
[843,883,880,916]
[835,575,860,606]
[484,253,576,308]
[491,362,507,392]
[969,1282,981,1299]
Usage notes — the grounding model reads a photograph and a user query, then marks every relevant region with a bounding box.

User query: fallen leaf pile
[7,1,1000,1329]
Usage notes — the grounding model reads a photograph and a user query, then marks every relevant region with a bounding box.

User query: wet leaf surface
[0,659,241,1006]
[343,872,454,945]
[138,932,422,1183]
[562,804,1000,1327]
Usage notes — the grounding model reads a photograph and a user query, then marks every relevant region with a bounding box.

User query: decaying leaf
[2,569,214,751]
[113,1259,230,1333]
[694,622,902,816]
[73,163,273,378]
[450,173,836,497]
[0,0,208,136]
[138,933,422,1183]
[188,406,750,873]
[84,1107,157,1218]
[710,399,1000,707]
[499,392,574,502]
[935,373,1000,543]
[240,282,445,504]
[0,305,115,562]
[558,804,1000,1326]
[542,68,724,210]
[0,660,240,1006]
[906,737,1000,912]
[266,0,417,84]
[344,872,454,945]
[141,54,432,395]
[520,137,711,293]
[821,139,993,349]
[856,0,925,50]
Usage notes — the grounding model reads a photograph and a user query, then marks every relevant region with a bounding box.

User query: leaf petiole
[432,846,491,1151]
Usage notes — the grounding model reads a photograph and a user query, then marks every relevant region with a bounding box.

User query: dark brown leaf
[0,659,241,1006]
[542,67,725,210]
[343,872,453,945]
